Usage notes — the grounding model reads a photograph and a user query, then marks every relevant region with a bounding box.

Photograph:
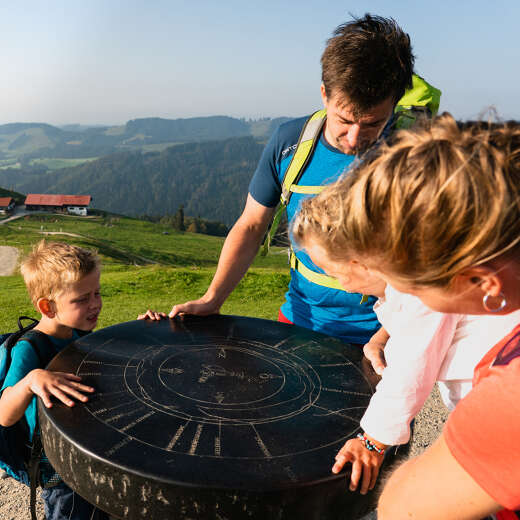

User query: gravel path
[0,246,19,276]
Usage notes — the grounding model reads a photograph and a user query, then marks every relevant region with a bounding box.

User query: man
[170,14,438,344]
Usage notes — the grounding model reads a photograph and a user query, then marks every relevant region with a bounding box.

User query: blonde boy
[0,241,109,520]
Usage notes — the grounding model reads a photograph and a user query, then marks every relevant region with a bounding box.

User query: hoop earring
[483,292,507,313]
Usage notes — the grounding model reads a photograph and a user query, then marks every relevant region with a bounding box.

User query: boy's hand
[28,369,94,408]
[137,310,168,321]
[363,341,387,375]
[332,437,385,494]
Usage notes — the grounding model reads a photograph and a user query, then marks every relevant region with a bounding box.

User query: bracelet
[357,433,385,455]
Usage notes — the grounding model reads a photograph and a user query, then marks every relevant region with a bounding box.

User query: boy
[0,241,109,520]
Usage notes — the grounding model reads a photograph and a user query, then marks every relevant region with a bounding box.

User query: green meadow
[0,214,290,330]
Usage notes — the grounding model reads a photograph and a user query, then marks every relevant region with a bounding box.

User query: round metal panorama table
[39,315,392,519]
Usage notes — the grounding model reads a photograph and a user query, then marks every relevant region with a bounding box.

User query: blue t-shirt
[249,115,380,343]
[1,330,81,441]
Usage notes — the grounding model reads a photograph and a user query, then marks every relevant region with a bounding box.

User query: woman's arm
[378,434,501,520]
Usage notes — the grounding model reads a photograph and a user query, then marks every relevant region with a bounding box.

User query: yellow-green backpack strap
[394,74,442,129]
[261,109,326,255]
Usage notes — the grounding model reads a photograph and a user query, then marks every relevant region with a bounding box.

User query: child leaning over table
[0,241,109,520]
[291,203,520,496]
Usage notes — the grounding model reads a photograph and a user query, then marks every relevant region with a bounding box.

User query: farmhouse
[0,197,15,214]
[25,194,92,216]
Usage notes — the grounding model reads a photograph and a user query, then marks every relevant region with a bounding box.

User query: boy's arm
[0,369,94,426]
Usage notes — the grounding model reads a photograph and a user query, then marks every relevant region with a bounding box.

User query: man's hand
[28,369,94,408]
[138,309,168,321]
[332,436,385,494]
[169,297,221,318]
[363,341,387,375]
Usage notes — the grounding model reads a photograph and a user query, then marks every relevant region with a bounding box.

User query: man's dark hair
[321,14,415,110]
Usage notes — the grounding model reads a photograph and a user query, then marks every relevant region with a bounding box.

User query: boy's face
[305,242,386,297]
[53,268,102,331]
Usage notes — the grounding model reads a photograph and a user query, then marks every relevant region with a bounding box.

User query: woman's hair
[21,240,100,306]
[292,113,520,287]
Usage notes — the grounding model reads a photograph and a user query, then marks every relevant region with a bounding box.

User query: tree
[174,204,185,231]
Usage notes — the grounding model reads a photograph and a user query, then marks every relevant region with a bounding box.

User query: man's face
[321,86,394,155]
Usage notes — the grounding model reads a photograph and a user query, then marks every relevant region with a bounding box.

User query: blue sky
[0,0,518,125]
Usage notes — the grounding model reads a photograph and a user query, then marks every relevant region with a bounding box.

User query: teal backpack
[0,317,56,520]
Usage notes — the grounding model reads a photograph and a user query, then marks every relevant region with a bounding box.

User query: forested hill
[0,115,292,160]
[5,136,265,226]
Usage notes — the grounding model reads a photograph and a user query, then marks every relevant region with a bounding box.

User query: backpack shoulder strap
[261,109,326,255]
[21,330,57,368]
[280,109,327,205]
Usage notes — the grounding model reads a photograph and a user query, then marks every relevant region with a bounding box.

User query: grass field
[0,213,290,330]
[29,157,98,170]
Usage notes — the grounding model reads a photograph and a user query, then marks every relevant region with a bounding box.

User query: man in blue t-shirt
[170,14,416,344]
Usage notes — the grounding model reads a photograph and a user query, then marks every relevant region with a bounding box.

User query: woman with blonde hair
[293,114,520,519]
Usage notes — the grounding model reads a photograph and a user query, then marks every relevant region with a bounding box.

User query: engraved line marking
[105,436,132,456]
[285,341,314,353]
[321,387,371,397]
[77,372,122,377]
[105,406,146,423]
[166,420,190,451]
[312,404,361,422]
[91,399,137,415]
[90,348,134,359]
[189,424,203,455]
[272,337,291,349]
[214,420,222,457]
[120,411,155,432]
[318,362,354,367]
[215,392,225,404]
[82,361,136,368]
[160,368,184,375]
[250,424,272,458]
[90,390,127,398]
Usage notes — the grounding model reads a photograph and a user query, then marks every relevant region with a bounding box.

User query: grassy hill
[0,213,290,330]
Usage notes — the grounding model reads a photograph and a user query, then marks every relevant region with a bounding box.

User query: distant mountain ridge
[0,115,292,161]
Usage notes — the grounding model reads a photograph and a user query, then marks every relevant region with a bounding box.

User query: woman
[292,114,520,519]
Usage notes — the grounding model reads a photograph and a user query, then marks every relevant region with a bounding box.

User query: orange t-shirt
[444,324,520,514]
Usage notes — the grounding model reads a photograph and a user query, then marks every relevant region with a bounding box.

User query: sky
[0,0,519,126]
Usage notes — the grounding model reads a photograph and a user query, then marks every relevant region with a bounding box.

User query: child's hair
[292,113,520,287]
[20,241,100,306]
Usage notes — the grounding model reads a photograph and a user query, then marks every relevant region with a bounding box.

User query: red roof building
[0,197,15,214]
[25,194,91,207]
[24,194,91,215]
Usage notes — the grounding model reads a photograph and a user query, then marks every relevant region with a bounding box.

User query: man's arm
[378,433,501,520]
[170,194,276,317]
